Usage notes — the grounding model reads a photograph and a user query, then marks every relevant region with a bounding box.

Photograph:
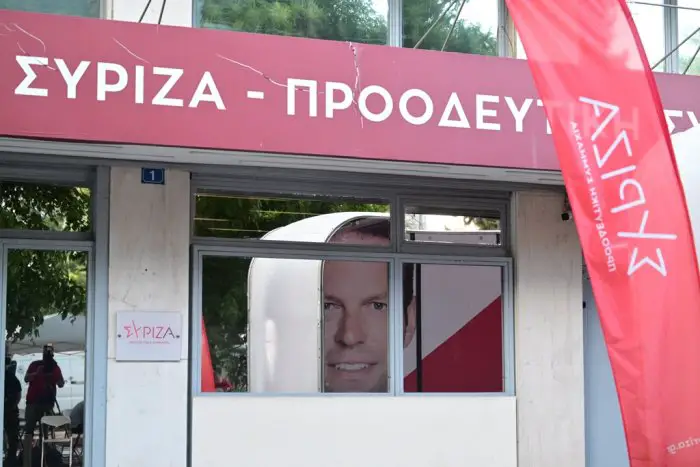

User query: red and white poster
[506,0,700,465]
[403,264,502,393]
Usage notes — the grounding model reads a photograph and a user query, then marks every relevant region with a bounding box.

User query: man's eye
[372,302,388,311]
[324,302,339,311]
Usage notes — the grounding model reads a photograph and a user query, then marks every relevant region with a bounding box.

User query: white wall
[192,396,517,467]
[512,191,585,467]
[107,0,193,26]
[106,167,190,467]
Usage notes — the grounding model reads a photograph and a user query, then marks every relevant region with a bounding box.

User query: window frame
[191,247,512,397]
[193,0,505,55]
[398,196,510,256]
[0,162,95,241]
[0,159,109,467]
[190,169,514,397]
[393,256,513,396]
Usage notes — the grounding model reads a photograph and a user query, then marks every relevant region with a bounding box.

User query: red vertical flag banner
[201,319,217,392]
[505,0,700,465]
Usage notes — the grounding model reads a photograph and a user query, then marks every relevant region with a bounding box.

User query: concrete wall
[512,191,585,467]
[104,0,194,462]
[192,396,517,467]
[106,167,191,467]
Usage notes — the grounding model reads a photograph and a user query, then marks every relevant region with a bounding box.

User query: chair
[39,415,73,467]
[71,425,84,465]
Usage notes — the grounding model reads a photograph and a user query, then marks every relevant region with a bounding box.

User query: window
[0,0,99,17]
[678,0,700,75]
[193,178,512,396]
[200,254,392,393]
[403,263,503,393]
[195,0,389,44]
[0,181,91,232]
[405,205,501,246]
[0,166,98,467]
[194,192,389,243]
[404,0,498,55]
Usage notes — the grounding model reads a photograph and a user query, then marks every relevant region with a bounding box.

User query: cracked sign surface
[1,10,700,170]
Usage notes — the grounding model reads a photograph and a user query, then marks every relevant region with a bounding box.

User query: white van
[12,351,85,413]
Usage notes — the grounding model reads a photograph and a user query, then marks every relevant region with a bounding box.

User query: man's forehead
[323,260,388,296]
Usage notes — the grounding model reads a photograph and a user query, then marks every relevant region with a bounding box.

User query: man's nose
[335,309,366,347]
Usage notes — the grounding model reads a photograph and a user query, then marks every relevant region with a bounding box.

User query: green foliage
[0,0,99,17]
[402,0,497,54]
[465,216,499,230]
[195,195,387,238]
[680,47,700,76]
[0,183,90,341]
[199,0,497,54]
[203,256,249,390]
[201,0,387,43]
[5,250,87,341]
[0,183,90,232]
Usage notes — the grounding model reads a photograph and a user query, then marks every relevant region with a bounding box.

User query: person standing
[22,344,64,467]
[4,356,21,467]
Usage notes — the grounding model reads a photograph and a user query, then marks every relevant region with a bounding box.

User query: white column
[512,191,585,467]
[106,0,193,27]
[106,168,190,467]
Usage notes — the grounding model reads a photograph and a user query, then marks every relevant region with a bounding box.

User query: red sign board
[0,9,699,171]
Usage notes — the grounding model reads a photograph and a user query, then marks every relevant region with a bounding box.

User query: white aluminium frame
[189,170,515,398]
[0,162,109,467]
[0,242,96,463]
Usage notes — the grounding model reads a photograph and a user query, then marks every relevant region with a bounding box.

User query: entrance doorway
[583,272,629,467]
[0,242,91,466]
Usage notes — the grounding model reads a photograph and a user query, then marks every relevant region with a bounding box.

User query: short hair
[330,217,415,313]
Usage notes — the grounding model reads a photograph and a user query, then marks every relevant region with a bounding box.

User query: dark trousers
[4,407,19,465]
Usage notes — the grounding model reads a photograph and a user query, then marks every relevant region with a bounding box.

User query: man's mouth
[331,363,373,371]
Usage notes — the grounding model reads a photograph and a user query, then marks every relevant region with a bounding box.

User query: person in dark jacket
[4,355,21,466]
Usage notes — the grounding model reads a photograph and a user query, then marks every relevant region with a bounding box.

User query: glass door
[0,243,91,467]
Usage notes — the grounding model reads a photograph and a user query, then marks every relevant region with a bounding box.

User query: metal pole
[138,0,153,22]
[683,42,700,74]
[158,0,167,24]
[413,0,460,49]
[441,0,468,51]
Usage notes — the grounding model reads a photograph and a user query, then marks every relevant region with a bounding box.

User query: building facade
[0,1,698,466]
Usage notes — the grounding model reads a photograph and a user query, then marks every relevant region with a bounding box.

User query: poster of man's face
[322,218,416,393]
[207,213,503,394]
